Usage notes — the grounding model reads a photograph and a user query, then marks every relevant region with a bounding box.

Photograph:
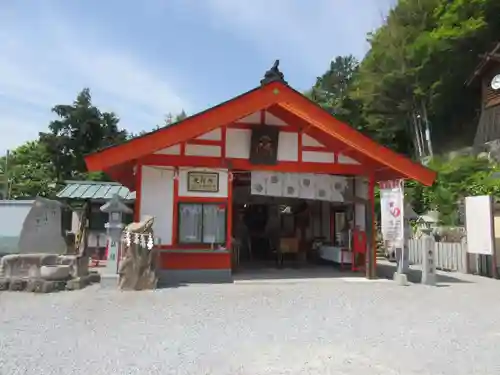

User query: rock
[66,277,88,291]
[40,265,71,281]
[41,280,55,293]
[57,255,89,278]
[27,279,57,293]
[88,272,101,284]
[0,254,59,279]
[118,216,158,291]
[9,278,27,291]
[26,279,44,293]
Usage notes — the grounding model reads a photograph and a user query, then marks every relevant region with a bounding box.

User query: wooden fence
[408,238,468,273]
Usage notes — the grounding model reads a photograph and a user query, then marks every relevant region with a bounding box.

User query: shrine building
[84,62,436,284]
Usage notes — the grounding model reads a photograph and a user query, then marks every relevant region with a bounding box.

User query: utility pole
[0,150,8,200]
[421,101,434,158]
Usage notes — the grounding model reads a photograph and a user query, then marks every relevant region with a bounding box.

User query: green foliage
[351,0,500,154]
[405,156,500,225]
[305,55,368,135]
[0,141,59,199]
[39,88,127,181]
[4,88,185,198]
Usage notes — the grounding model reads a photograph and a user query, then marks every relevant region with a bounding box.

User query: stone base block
[66,277,89,291]
[393,272,409,286]
[88,272,101,284]
[0,278,9,291]
[9,278,27,291]
[40,265,71,281]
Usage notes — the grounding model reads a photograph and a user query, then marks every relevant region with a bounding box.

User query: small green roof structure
[56,181,135,202]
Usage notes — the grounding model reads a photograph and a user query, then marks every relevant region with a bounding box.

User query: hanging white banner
[380,180,404,249]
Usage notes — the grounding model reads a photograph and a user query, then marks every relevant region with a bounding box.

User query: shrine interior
[230,171,359,270]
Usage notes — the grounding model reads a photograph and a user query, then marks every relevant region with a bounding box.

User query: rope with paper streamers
[123,231,155,250]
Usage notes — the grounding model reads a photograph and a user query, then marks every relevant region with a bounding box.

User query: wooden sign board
[187,171,219,193]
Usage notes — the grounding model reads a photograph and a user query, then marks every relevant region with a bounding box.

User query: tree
[164,110,188,126]
[306,55,367,133]
[39,88,127,181]
[128,110,189,139]
[353,0,500,155]
[0,141,58,199]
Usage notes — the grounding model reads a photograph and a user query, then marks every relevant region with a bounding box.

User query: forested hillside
[310,0,500,155]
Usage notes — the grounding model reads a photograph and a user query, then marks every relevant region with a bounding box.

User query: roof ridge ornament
[260,59,288,86]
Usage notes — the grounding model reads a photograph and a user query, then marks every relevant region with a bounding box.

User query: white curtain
[202,205,226,244]
[179,204,202,243]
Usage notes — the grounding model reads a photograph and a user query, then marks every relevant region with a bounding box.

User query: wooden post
[366,175,377,279]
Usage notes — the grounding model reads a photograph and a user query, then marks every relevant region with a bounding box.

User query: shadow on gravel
[233,262,368,281]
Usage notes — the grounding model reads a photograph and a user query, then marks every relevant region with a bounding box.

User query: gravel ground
[1,270,500,375]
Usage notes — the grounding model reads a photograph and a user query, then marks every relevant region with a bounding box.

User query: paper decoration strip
[266,172,283,197]
[282,173,300,198]
[250,171,268,195]
[314,174,331,201]
[299,173,316,199]
[330,175,348,202]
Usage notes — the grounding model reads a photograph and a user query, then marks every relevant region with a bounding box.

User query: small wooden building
[467,42,500,149]
[84,63,436,284]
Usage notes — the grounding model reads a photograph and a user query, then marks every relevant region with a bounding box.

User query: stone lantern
[100,194,132,286]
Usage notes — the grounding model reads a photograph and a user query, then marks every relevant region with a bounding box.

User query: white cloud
[0,3,190,155]
[197,0,395,73]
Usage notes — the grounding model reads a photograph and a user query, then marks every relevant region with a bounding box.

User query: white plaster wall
[236,111,261,123]
[264,111,287,126]
[338,153,360,165]
[355,204,366,230]
[140,166,174,245]
[196,128,222,141]
[185,144,221,157]
[155,144,181,155]
[226,128,251,159]
[302,151,335,163]
[302,134,325,147]
[354,177,368,231]
[178,167,228,198]
[277,132,298,161]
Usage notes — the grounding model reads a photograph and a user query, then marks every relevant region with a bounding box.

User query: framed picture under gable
[249,126,279,165]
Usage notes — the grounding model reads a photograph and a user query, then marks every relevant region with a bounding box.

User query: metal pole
[5,149,10,199]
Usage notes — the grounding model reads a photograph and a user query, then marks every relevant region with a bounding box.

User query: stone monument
[99,194,132,288]
[18,197,67,255]
[420,229,437,286]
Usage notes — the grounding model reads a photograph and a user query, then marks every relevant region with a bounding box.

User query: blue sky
[0,0,395,155]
